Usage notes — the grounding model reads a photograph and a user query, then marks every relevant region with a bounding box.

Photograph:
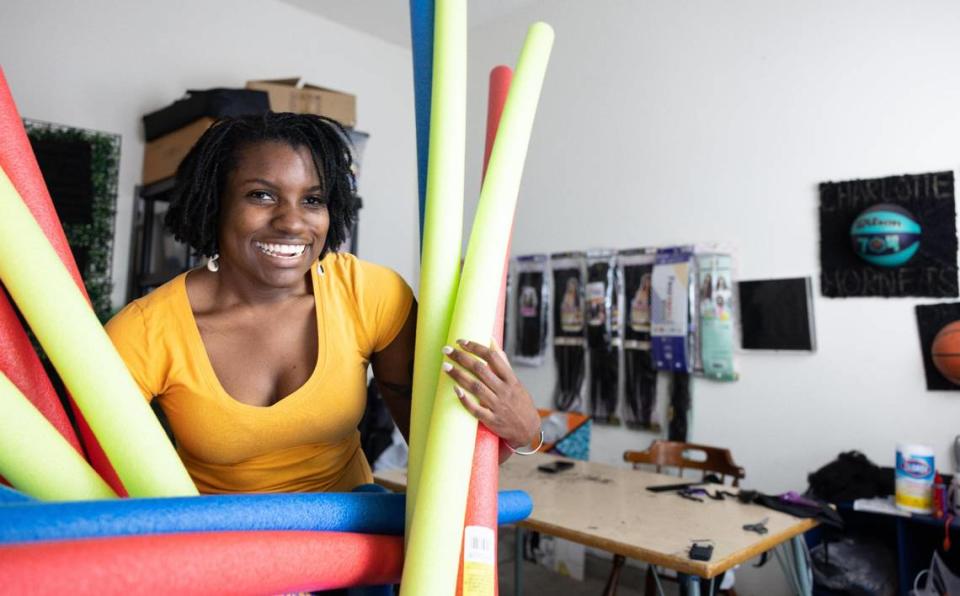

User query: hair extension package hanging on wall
[651,246,697,373]
[512,254,549,366]
[585,250,620,425]
[551,252,587,412]
[651,246,696,441]
[695,251,738,381]
[618,248,660,430]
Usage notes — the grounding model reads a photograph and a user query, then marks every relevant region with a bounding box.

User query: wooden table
[376,453,816,595]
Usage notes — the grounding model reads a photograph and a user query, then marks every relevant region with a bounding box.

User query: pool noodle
[0,370,115,500]
[0,531,403,595]
[0,166,196,497]
[0,489,533,544]
[0,68,85,456]
[401,22,554,596]
[409,0,435,245]
[456,64,514,596]
[406,0,467,539]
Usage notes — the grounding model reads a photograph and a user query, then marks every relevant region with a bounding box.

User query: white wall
[0,0,419,305]
[466,0,960,494]
[6,0,960,523]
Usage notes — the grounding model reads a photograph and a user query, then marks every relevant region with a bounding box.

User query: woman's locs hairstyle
[164,112,360,260]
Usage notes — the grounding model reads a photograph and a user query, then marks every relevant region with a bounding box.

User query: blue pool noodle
[0,484,34,504]
[0,490,532,544]
[409,0,434,245]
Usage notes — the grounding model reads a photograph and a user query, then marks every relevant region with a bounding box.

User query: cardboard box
[246,78,356,127]
[142,117,215,185]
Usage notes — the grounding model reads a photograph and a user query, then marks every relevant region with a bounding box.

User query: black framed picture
[738,277,816,351]
[819,171,957,298]
[25,119,120,320]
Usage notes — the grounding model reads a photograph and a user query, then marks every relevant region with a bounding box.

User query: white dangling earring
[206,254,220,272]
[317,262,325,276]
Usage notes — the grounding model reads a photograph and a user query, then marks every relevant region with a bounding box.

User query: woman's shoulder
[322,253,409,288]
[108,272,189,330]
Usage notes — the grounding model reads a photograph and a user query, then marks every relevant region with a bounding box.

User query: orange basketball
[932,321,960,385]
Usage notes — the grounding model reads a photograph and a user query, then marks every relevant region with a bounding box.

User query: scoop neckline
[175,263,327,410]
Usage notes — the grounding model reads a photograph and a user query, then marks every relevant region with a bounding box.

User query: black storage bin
[143,88,270,141]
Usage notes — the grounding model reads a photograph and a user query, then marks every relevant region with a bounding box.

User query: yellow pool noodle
[0,371,116,500]
[0,166,197,497]
[401,22,555,596]
[406,0,467,535]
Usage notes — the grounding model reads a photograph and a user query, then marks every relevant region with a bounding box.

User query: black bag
[807,451,894,503]
[143,89,270,141]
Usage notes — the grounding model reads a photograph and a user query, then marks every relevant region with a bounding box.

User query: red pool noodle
[456,65,514,595]
[0,67,124,495]
[485,66,515,352]
[0,287,82,455]
[0,531,403,594]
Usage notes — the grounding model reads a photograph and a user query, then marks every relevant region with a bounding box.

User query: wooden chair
[603,440,746,596]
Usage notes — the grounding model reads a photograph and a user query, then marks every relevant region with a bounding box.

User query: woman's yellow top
[105,253,413,494]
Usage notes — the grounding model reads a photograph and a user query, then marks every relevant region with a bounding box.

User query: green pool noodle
[0,371,116,500]
[0,166,197,497]
[406,0,467,536]
[401,21,554,596]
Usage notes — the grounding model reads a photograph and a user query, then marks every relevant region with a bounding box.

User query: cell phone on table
[537,460,575,474]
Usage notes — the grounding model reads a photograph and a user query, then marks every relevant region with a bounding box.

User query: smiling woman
[104,112,541,495]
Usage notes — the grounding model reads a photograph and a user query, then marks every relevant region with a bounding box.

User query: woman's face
[217,141,329,290]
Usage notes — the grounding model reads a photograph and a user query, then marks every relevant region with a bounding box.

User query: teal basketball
[849,203,921,267]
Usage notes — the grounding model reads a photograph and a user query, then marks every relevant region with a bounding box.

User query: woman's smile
[255,241,309,260]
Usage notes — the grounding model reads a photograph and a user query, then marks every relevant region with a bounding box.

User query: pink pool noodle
[0,69,86,457]
[0,530,403,594]
[456,64,514,595]
[0,68,126,495]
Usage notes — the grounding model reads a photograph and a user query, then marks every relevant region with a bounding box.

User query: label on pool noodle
[463,525,495,595]
[463,562,495,596]
[464,525,495,564]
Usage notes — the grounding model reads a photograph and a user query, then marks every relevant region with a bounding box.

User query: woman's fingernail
[454,385,465,398]
[442,345,454,355]
[457,338,468,346]
[442,362,453,372]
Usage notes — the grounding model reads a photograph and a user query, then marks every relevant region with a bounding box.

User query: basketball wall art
[915,302,960,390]
[820,171,957,298]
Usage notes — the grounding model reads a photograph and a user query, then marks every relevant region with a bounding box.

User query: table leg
[678,573,700,596]
[650,566,667,596]
[514,526,524,596]
[896,517,911,596]
[774,545,803,595]
[789,535,812,596]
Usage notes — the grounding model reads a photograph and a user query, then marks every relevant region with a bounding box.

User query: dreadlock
[164,112,359,260]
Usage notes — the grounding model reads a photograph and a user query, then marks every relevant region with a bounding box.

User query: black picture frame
[24,118,120,321]
[819,171,958,299]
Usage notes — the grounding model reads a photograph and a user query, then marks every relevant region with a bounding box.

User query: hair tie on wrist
[506,428,545,456]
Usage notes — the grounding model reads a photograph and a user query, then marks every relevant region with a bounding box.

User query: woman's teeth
[256,242,307,258]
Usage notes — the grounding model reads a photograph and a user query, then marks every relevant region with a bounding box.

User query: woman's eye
[305,195,328,207]
[248,190,274,202]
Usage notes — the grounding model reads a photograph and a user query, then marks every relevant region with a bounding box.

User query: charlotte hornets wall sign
[820,171,957,298]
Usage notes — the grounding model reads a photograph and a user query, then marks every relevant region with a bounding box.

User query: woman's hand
[441,338,541,450]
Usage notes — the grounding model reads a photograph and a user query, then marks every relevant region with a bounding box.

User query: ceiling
[278,0,537,47]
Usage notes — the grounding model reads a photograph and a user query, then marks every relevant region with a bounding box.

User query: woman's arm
[369,302,417,443]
